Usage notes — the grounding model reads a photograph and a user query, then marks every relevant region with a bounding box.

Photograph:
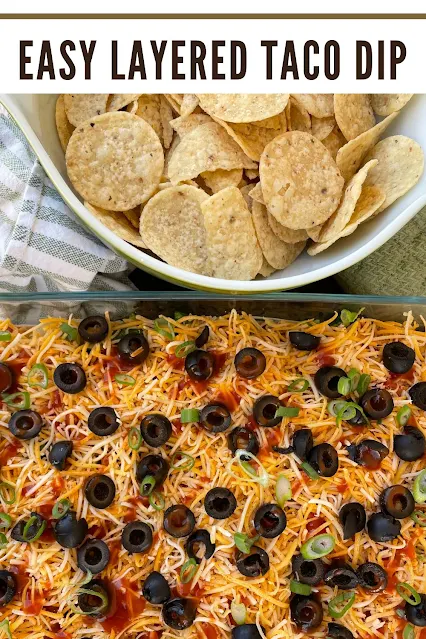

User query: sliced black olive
[360,388,394,419]
[327,622,354,639]
[289,331,321,351]
[236,545,269,577]
[48,440,73,471]
[367,512,401,542]
[324,565,358,590]
[356,562,388,592]
[406,594,426,627]
[339,502,366,539]
[88,407,120,436]
[77,538,110,574]
[394,427,426,461]
[307,443,339,477]
[383,341,415,374]
[185,529,215,564]
[290,594,323,630]
[0,570,16,606]
[78,579,109,617]
[254,503,286,538]
[195,326,209,348]
[200,404,231,433]
[228,427,259,459]
[85,474,116,509]
[185,349,214,381]
[11,512,45,543]
[118,333,149,365]
[143,571,171,604]
[253,395,281,427]
[54,363,86,394]
[78,315,109,344]
[314,366,346,399]
[140,414,172,447]
[136,454,169,488]
[349,439,389,469]
[0,363,13,394]
[346,405,369,427]
[232,625,265,639]
[8,410,43,440]
[292,555,325,586]
[121,521,153,554]
[204,488,236,520]
[163,597,196,630]
[409,382,426,411]
[234,348,266,379]
[292,429,313,461]
[379,485,415,519]
[54,510,88,548]
[163,505,195,538]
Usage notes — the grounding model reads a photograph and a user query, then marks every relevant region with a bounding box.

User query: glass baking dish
[1,291,426,324]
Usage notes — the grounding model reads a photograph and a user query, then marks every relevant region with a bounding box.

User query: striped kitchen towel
[0,105,134,294]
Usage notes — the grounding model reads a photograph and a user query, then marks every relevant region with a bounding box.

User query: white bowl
[2,94,426,294]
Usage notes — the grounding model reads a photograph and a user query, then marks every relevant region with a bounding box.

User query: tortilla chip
[202,186,263,279]
[252,114,283,130]
[213,116,283,162]
[363,135,424,212]
[336,112,398,181]
[349,185,386,225]
[248,182,264,205]
[107,94,142,112]
[55,95,75,152]
[252,200,305,269]
[260,131,344,230]
[197,94,289,123]
[129,95,162,139]
[322,126,347,160]
[311,116,335,141]
[64,94,109,127]
[140,185,210,275]
[334,94,376,141]
[307,228,354,255]
[66,112,164,211]
[123,206,141,229]
[245,169,259,181]
[201,169,243,193]
[163,94,182,114]
[286,97,311,133]
[258,257,276,277]
[167,122,257,185]
[180,94,200,117]
[85,202,147,249]
[160,96,174,149]
[267,211,309,244]
[371,94,413,116]
[306,225,324,242]
[292,94,334,118]
[170,114,212,138]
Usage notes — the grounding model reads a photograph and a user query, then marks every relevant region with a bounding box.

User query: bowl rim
[2,93,426,294]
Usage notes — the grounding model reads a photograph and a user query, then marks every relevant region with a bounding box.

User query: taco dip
[0,294,425,638]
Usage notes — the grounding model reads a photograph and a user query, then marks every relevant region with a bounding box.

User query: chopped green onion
[181,408,200,423]
[301,461,320,480]
[328,399,348,417]
[0,332,11,342]
[290,579,312,595]
[175,341,196,358]
[357,373,371,396]
[27,363,49,389]
[174,312,187,321]
[114,373,136,387]
[149,491,165,511]
[0,619,12,639]
[140,476,156,496]
[275,474,292,507]
[234,532,259,554]
[52,498,71,520]
[301,533,335,560]
[234,450,269,487]
[128,427,142,450]
[288,378,309,393]
[23,515,46,542]
[411,510,426,527]
[171,452,195,471]
[0,483,16,505]
[347,368,360,391]
[80,570,93,586]
[396,608,407,619]
[275,406,300,418]
[180,558,197,584]
[337,377,351,396]
[153,318,175,341]
[413,469,426,504]
[341,308,364,327]
[0,533,7,549]
[0,513,12,529]
[76,588,108,615]
[1,392,30,410]
[230,601,247,625]
[328,591,356,619]
[397,582,421,606]
[336,401,368,427]
[403,624,415,639]
[60,322,79,342]
[397,405,412,428]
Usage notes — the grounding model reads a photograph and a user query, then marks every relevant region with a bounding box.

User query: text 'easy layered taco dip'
[0,309,425,637]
